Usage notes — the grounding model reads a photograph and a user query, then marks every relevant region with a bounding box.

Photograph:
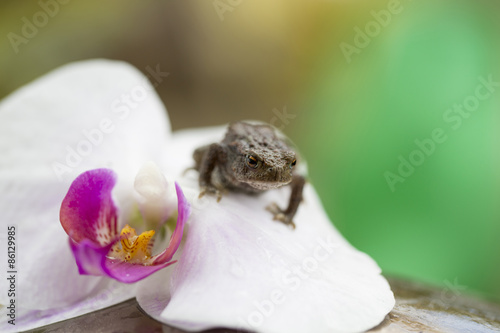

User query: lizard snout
[267,166,291,183]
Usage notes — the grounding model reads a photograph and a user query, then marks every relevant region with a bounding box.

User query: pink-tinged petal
[69,233,177,283]
[103,259,177,284]
[152,182,190,264]
[69,238,115,276]
[160,187,393,333]
[135,262,176,324]
[137,126,395,333]
[60,168,118,245]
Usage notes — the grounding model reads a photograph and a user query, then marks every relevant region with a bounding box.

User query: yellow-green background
[1,1,499,301]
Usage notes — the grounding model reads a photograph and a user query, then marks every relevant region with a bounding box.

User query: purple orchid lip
[60,168,118,245]
[60,168,190,283]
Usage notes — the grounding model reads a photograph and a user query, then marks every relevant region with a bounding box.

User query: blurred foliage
[1,0,499,301]
[297,0,500,301]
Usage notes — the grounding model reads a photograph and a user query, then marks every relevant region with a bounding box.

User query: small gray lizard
[193,121,305,228]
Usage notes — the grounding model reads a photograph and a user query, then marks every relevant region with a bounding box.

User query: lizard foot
[266,203,296,229]
[199,186,224,202]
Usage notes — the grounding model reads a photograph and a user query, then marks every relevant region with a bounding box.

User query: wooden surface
[25,278,500,333]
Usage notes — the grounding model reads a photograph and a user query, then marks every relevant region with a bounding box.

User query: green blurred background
[1,1,499,301]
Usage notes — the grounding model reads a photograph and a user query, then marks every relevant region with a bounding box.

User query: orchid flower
[0,60,394,333]
[60,167,189,283]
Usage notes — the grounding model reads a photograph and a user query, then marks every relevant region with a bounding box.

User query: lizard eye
[246,155,259,169]
[290,159,297,169]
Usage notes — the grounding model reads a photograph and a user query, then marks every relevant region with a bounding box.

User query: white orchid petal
[0,60,171,329]
[135,250,179,322]
[0,279,133,333]
[0,59,170,183]
[137,127,394,333]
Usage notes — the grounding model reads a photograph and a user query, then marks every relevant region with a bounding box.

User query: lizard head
[226,122,297,190]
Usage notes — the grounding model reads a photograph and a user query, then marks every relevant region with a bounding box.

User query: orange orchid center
[108,224,155,264]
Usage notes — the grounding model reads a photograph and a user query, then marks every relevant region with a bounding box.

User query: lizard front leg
[267,174,306,229]
[198,143,225,202]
